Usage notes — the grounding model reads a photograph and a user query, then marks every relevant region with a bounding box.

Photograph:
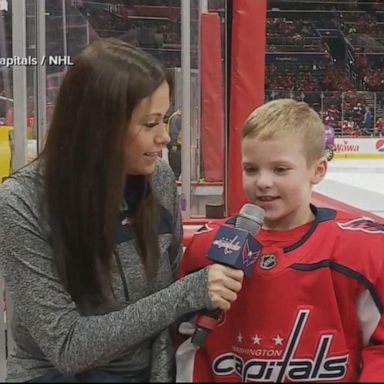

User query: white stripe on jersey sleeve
[357,289,381,346]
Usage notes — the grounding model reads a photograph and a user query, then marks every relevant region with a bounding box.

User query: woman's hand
[206,264,244,311]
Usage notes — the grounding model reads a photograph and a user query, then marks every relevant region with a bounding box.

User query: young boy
[175,99,384,382]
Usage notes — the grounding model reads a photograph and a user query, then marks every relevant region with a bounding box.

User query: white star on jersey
[273,334,284,345]
[237,332,243,343]
[252,335,261,345]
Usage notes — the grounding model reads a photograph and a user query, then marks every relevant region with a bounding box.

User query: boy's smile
[241,135,327,230]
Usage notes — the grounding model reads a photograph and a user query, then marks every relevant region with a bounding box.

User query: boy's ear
[311,156,328,185]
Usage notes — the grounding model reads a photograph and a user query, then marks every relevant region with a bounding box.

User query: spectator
[166,107,182,180]
[362,106,374,131]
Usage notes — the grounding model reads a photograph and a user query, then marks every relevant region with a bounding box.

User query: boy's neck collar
[226,204,336,253]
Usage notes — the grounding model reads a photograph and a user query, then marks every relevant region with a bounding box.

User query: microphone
[191,203,265,347]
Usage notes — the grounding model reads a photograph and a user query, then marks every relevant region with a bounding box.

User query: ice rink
[314,159,384,218]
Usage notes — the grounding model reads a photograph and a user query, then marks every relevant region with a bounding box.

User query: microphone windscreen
[236,204,265,235]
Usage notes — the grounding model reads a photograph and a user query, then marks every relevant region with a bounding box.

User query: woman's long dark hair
[41,38,167,307]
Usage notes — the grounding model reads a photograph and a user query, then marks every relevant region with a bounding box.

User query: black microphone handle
[191,308,222,347]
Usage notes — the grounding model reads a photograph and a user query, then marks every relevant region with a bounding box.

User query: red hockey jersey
[176,206,384,382]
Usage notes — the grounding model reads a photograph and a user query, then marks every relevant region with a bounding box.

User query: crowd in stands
[55,1,384,138]
[340,12,384,37]
[2,0,384,138]
[265,63,323,93]
[321,93,375,137]
[267,18,318,38]
[76,2,187,67]
[321,89,384,137]
[267,18,326,52]
[264,2,384,137]
[265,63,355,93]
[361,67,384,91]
[323,66,355,92]
[265,57,383,137]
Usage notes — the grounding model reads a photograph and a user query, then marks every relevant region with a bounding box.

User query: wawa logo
[212,310,348,382]
[212,236,242,254]
[335,140,359,152]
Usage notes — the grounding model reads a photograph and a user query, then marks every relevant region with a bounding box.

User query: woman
[0,39,243,382]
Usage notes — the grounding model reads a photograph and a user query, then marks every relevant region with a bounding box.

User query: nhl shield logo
[260,254,277,270]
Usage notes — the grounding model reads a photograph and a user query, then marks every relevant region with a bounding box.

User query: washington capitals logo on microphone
[209,226,263,277]
[242,240,261,267]
[212,235,242,255]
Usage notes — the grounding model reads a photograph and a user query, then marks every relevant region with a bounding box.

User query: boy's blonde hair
[242,99,325,164]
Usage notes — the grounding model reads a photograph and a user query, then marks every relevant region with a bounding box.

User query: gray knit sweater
[0,159,210,382]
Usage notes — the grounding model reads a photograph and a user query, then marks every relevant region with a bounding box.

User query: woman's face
[124,81,170,175]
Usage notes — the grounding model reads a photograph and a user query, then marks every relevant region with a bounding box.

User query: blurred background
[1,0,384,219]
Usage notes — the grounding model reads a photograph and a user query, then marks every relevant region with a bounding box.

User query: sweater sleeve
[149,328,174,382]
[0,178,210,376]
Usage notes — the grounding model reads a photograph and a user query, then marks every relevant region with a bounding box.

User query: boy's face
[241,135,327,230]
